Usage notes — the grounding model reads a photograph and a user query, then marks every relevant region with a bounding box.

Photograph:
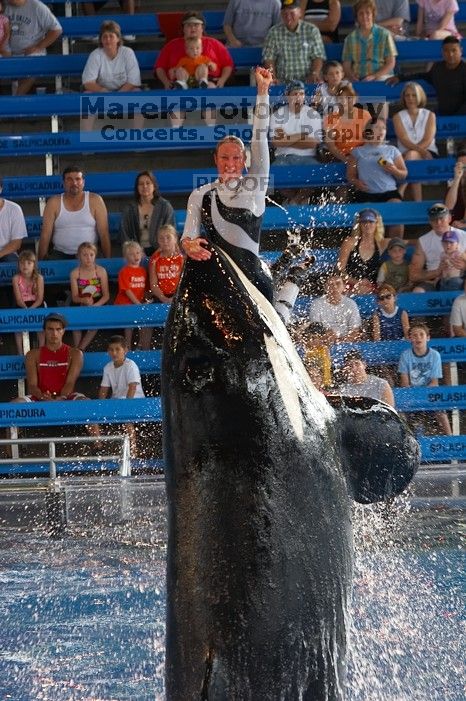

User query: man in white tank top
[0,180,27,262]
[38,166,111,260]
[409,202,466,292]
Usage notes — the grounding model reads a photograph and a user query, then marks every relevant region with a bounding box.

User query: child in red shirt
[115,240,148,348]
[148,224,184,304]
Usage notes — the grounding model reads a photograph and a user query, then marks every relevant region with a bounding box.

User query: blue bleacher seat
[1,116,463,159]
[17,201,437,245]
[1,41,465,80]
[1,161,456,200]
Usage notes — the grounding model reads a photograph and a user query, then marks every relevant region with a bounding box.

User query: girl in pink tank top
[70,242,110,351]
[12,250,45,354]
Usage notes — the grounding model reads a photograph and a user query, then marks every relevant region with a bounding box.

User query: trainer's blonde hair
[215,135,246,156]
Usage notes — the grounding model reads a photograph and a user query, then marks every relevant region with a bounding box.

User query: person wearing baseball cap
[338,207,385,294]
[438,229,466,291]
[377,238,410,291]
[154,10,234,95]
[409,202,466,292]
[262,0,326,83]
[269,76,322,181]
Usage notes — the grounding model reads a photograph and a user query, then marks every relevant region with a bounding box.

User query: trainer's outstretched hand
[182,237,212,261]
[255,66,273,94]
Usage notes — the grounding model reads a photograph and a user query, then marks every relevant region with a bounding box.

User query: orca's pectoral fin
[327,395,420,504]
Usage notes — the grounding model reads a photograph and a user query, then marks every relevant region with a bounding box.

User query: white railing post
[120,434,131,477]
[49,440,57,480]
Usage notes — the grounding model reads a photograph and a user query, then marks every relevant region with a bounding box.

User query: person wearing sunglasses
[372,282,410,341]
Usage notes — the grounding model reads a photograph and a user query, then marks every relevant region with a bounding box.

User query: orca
[162,244,419,700]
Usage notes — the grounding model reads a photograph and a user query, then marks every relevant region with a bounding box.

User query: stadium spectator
[11,313,85,402]
[262,0,326,84]
[298,321,333,390]
[371,282,410,340]
[115,240,149,349]
[120,171,175,258]
[445,146,466,226]
[148,224,184,305]
[312,60,347,114]
[0,183,27,262]
[0,1,11,56]
[338,349,395,406]
[12,250,45,355]
[223,0,281,47]
[322,83,372,163]
[409,203,466,291]
[450,273,466,335]
[269,79,322,203]
[154,12,233,90]
[81,20,141,93]
[81,1,134,15]
[299,0,341,44]
[39,166,111,260]
[342,0,397,82]
[388,36,466,116]
[338,207,385,294]
[398,321,452,435]
[143,224,184,351]
[393,82,438,203]
[415,0,462,39]
[89,334,144,455]
[375,0,411,39]
[437,230,466,290]
[376,236,411,290]
[308,270,362,343]
[346,118,407,240]
[5,0,62,95]
[167,36,218,89]
[70,242,110,351]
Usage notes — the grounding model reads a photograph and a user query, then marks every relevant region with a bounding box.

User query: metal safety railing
[0,435,131,479]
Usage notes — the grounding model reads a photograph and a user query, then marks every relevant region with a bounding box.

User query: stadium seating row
[0,82,438,121]
[0,290,458,330]
[1,161,456,200]
[0,393,464,458]
[49,7,466,38]
[14,202,439,244]
[2,336,465,381]
[2,118,465,158]
[0,40,462,80]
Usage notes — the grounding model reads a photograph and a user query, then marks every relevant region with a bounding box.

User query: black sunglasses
[378,293,393,301]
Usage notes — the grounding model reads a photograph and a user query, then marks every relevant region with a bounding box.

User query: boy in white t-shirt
[91,335,145,453]
[99,334,145,400]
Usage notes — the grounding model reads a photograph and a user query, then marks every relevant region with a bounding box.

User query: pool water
[0,478,464,701]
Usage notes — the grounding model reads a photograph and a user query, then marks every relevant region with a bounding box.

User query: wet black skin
[161,244,419,700]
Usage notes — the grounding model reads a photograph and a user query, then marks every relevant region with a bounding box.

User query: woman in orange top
[323,83,372,162]
[148,224,184,304]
